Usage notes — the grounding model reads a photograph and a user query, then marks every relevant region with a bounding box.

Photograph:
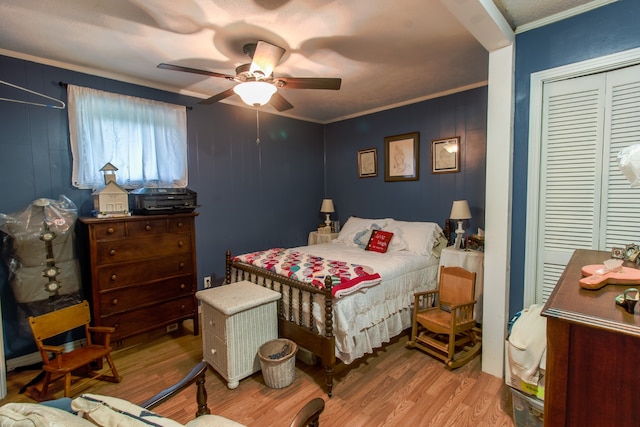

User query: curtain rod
[58,81,193,110]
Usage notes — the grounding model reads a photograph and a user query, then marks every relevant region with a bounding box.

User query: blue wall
[325,88,487,236]
[510,0,640,315]
[0,54,487,360]
[0,55,324,359]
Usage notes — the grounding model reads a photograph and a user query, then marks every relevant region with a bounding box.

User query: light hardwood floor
[1,321,516,426]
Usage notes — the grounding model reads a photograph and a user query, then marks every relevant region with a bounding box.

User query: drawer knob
[177,222,183,228]
[145,224,151,231]
[178,241,184,247]
[179,262,185,268]
[114,323,119,330]
[208,320,214,327]
[112,298,118,305]
[180,283,186,289]
[110,274,117,281]
[181,304,186,311]
[107,227,115,234]
[210,349,216,356]
[109,249,116,256]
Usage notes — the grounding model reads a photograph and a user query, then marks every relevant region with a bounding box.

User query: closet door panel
[538,75,605,301]
[602,64,640,249]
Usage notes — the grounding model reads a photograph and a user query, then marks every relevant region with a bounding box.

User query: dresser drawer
[202,305,227,342]
[203,332,228,373]
[96,254,193,290]
[126,218,168,237]
[99,275,195,315]
[169,217,193,234]
[91,222,126,240]
[101,296,196,340]
[96,233,192,264]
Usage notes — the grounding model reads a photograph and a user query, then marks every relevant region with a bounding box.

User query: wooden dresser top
[542,249,640,337]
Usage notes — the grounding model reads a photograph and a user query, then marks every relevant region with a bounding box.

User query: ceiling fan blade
[158,63,235,80]
[198,88,236,105]
[275,77,342,90]
[269,92,294,112]
[249,41,285,78]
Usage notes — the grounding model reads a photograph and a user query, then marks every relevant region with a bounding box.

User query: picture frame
[384,132,419,182]
[625,244,640,262]
[357,148,378,178]
[612,247,625,259]
[431,136,460,174]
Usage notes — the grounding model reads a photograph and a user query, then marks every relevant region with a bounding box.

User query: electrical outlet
[204,276,212,288]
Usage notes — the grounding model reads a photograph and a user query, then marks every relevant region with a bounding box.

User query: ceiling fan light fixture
[233,81,277,106]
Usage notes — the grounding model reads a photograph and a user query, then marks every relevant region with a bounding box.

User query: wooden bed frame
[225,250,337,397]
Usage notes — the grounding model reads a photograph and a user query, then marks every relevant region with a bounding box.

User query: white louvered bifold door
[601,66,640,249]
[535,64,640,302]
[538,75,605,302]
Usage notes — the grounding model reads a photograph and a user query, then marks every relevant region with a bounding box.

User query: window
[67,85,187,189]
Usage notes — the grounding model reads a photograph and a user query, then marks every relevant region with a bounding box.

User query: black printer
[129,188,198,215]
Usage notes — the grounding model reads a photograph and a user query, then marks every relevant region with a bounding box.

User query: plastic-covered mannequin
[0,196,81,308]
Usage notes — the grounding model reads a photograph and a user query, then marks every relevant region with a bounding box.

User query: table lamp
[450,200,471,249]
[320,199,335,228]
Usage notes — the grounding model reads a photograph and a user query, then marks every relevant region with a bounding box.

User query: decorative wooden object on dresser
[78,213,199,344]
[542,249,640,427]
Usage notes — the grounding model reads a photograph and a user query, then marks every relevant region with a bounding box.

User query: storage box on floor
[505,347,545,427]
[505,304,546,427]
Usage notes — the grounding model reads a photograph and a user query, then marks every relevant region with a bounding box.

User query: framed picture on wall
[358,148,377,178]
[431,136,460,174]
[384,132,419,182]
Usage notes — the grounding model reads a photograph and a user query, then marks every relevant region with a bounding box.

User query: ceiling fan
[158,40,342,111]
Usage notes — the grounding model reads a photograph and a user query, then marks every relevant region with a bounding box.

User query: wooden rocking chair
[408,266,481,369]
[27,300,121,400]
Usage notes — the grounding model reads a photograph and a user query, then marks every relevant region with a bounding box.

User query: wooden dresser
[542,249,640,426]
[79,213,199,343]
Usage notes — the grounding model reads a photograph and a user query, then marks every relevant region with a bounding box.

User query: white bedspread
[290,242,439,364]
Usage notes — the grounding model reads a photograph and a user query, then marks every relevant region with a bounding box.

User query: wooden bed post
[225,250,231,284]
[323,275,334,397]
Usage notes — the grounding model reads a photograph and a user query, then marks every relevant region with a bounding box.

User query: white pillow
[334,217,390,248]
[384,220,443,256]
[72,394,184,427]
[0,402,94,427]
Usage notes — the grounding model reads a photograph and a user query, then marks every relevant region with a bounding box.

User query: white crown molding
[516,0,618,34]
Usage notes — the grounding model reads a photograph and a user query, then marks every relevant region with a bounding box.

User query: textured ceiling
[0,0,611,123]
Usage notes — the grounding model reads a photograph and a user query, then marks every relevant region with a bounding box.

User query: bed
[225,217,447,397]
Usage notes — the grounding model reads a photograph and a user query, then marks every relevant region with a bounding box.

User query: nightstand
[439,247,484,323]
[196,281,281,389]
[308,230,339,245]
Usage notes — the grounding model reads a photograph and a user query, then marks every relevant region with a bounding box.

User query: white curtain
[67,84,187,189]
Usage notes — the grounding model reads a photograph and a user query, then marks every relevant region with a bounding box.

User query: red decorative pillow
[366,230,394,253]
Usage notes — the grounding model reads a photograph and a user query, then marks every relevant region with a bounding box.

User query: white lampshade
[450,200,471,220]
[450,200,471,249]
[233,81,277,106]
[320,199,335,213]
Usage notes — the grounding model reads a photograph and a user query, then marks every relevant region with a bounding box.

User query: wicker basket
[258,338,298,389]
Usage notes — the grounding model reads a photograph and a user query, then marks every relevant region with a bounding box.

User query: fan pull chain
[255,107,261,145]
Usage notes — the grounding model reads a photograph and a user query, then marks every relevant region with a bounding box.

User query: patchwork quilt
[233,248,382,298]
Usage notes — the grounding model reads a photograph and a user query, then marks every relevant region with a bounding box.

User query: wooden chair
[27,300,121,400]
[289,397,325,427]
[408,266,481,369]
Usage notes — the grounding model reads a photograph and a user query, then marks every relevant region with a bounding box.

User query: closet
[526,63,640,303]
